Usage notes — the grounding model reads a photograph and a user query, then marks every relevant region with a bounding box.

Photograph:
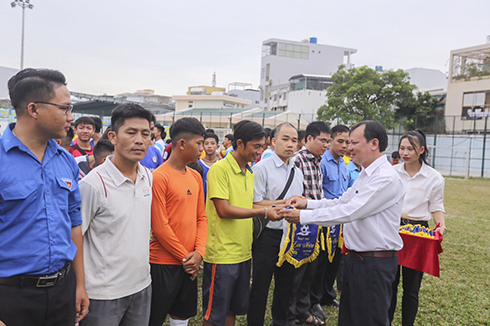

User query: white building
[227,82,260,107]
[172,94,252,111]
[287,74,334,121]
[259,37,356,121]
[405,67,447,93]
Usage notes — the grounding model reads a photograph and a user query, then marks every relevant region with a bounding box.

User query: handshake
[264,196,308,223]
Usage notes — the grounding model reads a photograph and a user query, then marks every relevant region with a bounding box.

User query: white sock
[169,316,189,326]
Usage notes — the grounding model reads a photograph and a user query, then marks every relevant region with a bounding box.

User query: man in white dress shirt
[281,120,404,326]
[247,123,304,326]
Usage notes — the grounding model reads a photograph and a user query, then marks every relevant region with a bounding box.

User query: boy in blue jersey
[198,133,220,201]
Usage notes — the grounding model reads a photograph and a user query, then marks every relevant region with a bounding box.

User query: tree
[317,65,416,129]
[395,91,439,131]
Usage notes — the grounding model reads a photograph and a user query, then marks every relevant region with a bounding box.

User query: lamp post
[11,0,34,70]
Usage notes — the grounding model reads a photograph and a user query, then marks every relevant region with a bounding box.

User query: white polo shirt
[394,162,445,221]
[80,156,152,300]
[300,155,405,252]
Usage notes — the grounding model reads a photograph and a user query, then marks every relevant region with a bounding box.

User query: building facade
[259,37,356,121]
[445,42,490,132]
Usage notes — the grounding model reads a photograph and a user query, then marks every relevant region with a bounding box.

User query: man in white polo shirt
[79,103,154,326]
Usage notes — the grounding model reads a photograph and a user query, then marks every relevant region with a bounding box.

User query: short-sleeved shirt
[80,156,152,300]
[252,152,304,230]
[321,150,347,200]
[155,139,166,155]
[140,145,163,172]
[222,146,233,158]
[198,159,213,201]
[0,123,82,277]
[394,162,445,221]
[163,142,173,162]
[204,154,254,264]
[260,148,274,161]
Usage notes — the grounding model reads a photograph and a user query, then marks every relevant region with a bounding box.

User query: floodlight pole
[11,0,34,70]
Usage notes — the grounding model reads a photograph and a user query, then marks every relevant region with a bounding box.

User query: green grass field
[174,177,490,325]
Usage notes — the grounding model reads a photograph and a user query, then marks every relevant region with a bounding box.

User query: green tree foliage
[395,91,439,131]
[317,65,417,129]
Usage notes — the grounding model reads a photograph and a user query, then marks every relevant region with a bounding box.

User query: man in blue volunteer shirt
[0,68,89,325]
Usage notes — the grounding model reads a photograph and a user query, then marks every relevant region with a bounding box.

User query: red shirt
[69,145,93,157]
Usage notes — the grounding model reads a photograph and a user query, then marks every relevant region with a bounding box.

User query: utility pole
[11,0,34,70]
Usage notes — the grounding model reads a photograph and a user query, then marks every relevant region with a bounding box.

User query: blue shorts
[202,260,251,326]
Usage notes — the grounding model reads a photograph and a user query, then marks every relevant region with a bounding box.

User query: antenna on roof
[212,71,216,87]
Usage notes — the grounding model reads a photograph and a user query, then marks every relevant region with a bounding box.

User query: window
[277,43,309,60]
[462,91,490,119]
[188,101,193,108]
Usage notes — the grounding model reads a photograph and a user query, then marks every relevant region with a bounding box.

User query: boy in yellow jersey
[202,121,280,326]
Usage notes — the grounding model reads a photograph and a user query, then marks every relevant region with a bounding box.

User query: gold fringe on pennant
[276,224,321,269]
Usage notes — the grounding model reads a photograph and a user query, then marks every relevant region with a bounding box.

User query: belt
[348,250,396,262]
[0,264,71,288]
[401,219,429,227]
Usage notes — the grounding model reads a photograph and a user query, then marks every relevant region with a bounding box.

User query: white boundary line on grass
[443,214,490,250]
[443,240,490,251]
[445,214,490,223]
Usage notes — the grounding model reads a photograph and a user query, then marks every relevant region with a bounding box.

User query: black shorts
[202,260,251,326]
[148,263,197,325]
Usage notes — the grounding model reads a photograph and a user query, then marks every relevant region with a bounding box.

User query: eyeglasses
[316,137,330,144]
[33,101,74,115]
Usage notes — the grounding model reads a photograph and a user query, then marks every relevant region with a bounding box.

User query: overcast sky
[0,0,488,96]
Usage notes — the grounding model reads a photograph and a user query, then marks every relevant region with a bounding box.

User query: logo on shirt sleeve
[62,178,73,189]
[187,189,192,196]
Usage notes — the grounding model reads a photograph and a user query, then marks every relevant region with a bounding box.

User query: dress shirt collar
[323,150,344,165]
[397,162,429,178]
[3,122,63,156]
[363,154,389,177]
[225,153,253,175]
[270,151,296,171]
[104,155,148,187]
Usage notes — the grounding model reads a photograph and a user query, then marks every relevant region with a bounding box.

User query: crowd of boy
[1,68,406,326]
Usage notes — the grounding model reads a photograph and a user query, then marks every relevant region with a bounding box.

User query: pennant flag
[397,224,443,277]
[277,222,321,268]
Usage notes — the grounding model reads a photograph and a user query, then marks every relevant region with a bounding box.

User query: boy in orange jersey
[149,118,208,326]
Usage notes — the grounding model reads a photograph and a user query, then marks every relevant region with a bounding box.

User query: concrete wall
[287,89,327,122]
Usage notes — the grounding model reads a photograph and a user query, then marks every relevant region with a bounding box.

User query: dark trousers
[271,261,298,326]
[388,266,424,326]
[309,245,343,306]
[248,228,283,326]
[290,258,319,321]
[338,253,398,326]
[0,267,76,326]
[388,220,428,326]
